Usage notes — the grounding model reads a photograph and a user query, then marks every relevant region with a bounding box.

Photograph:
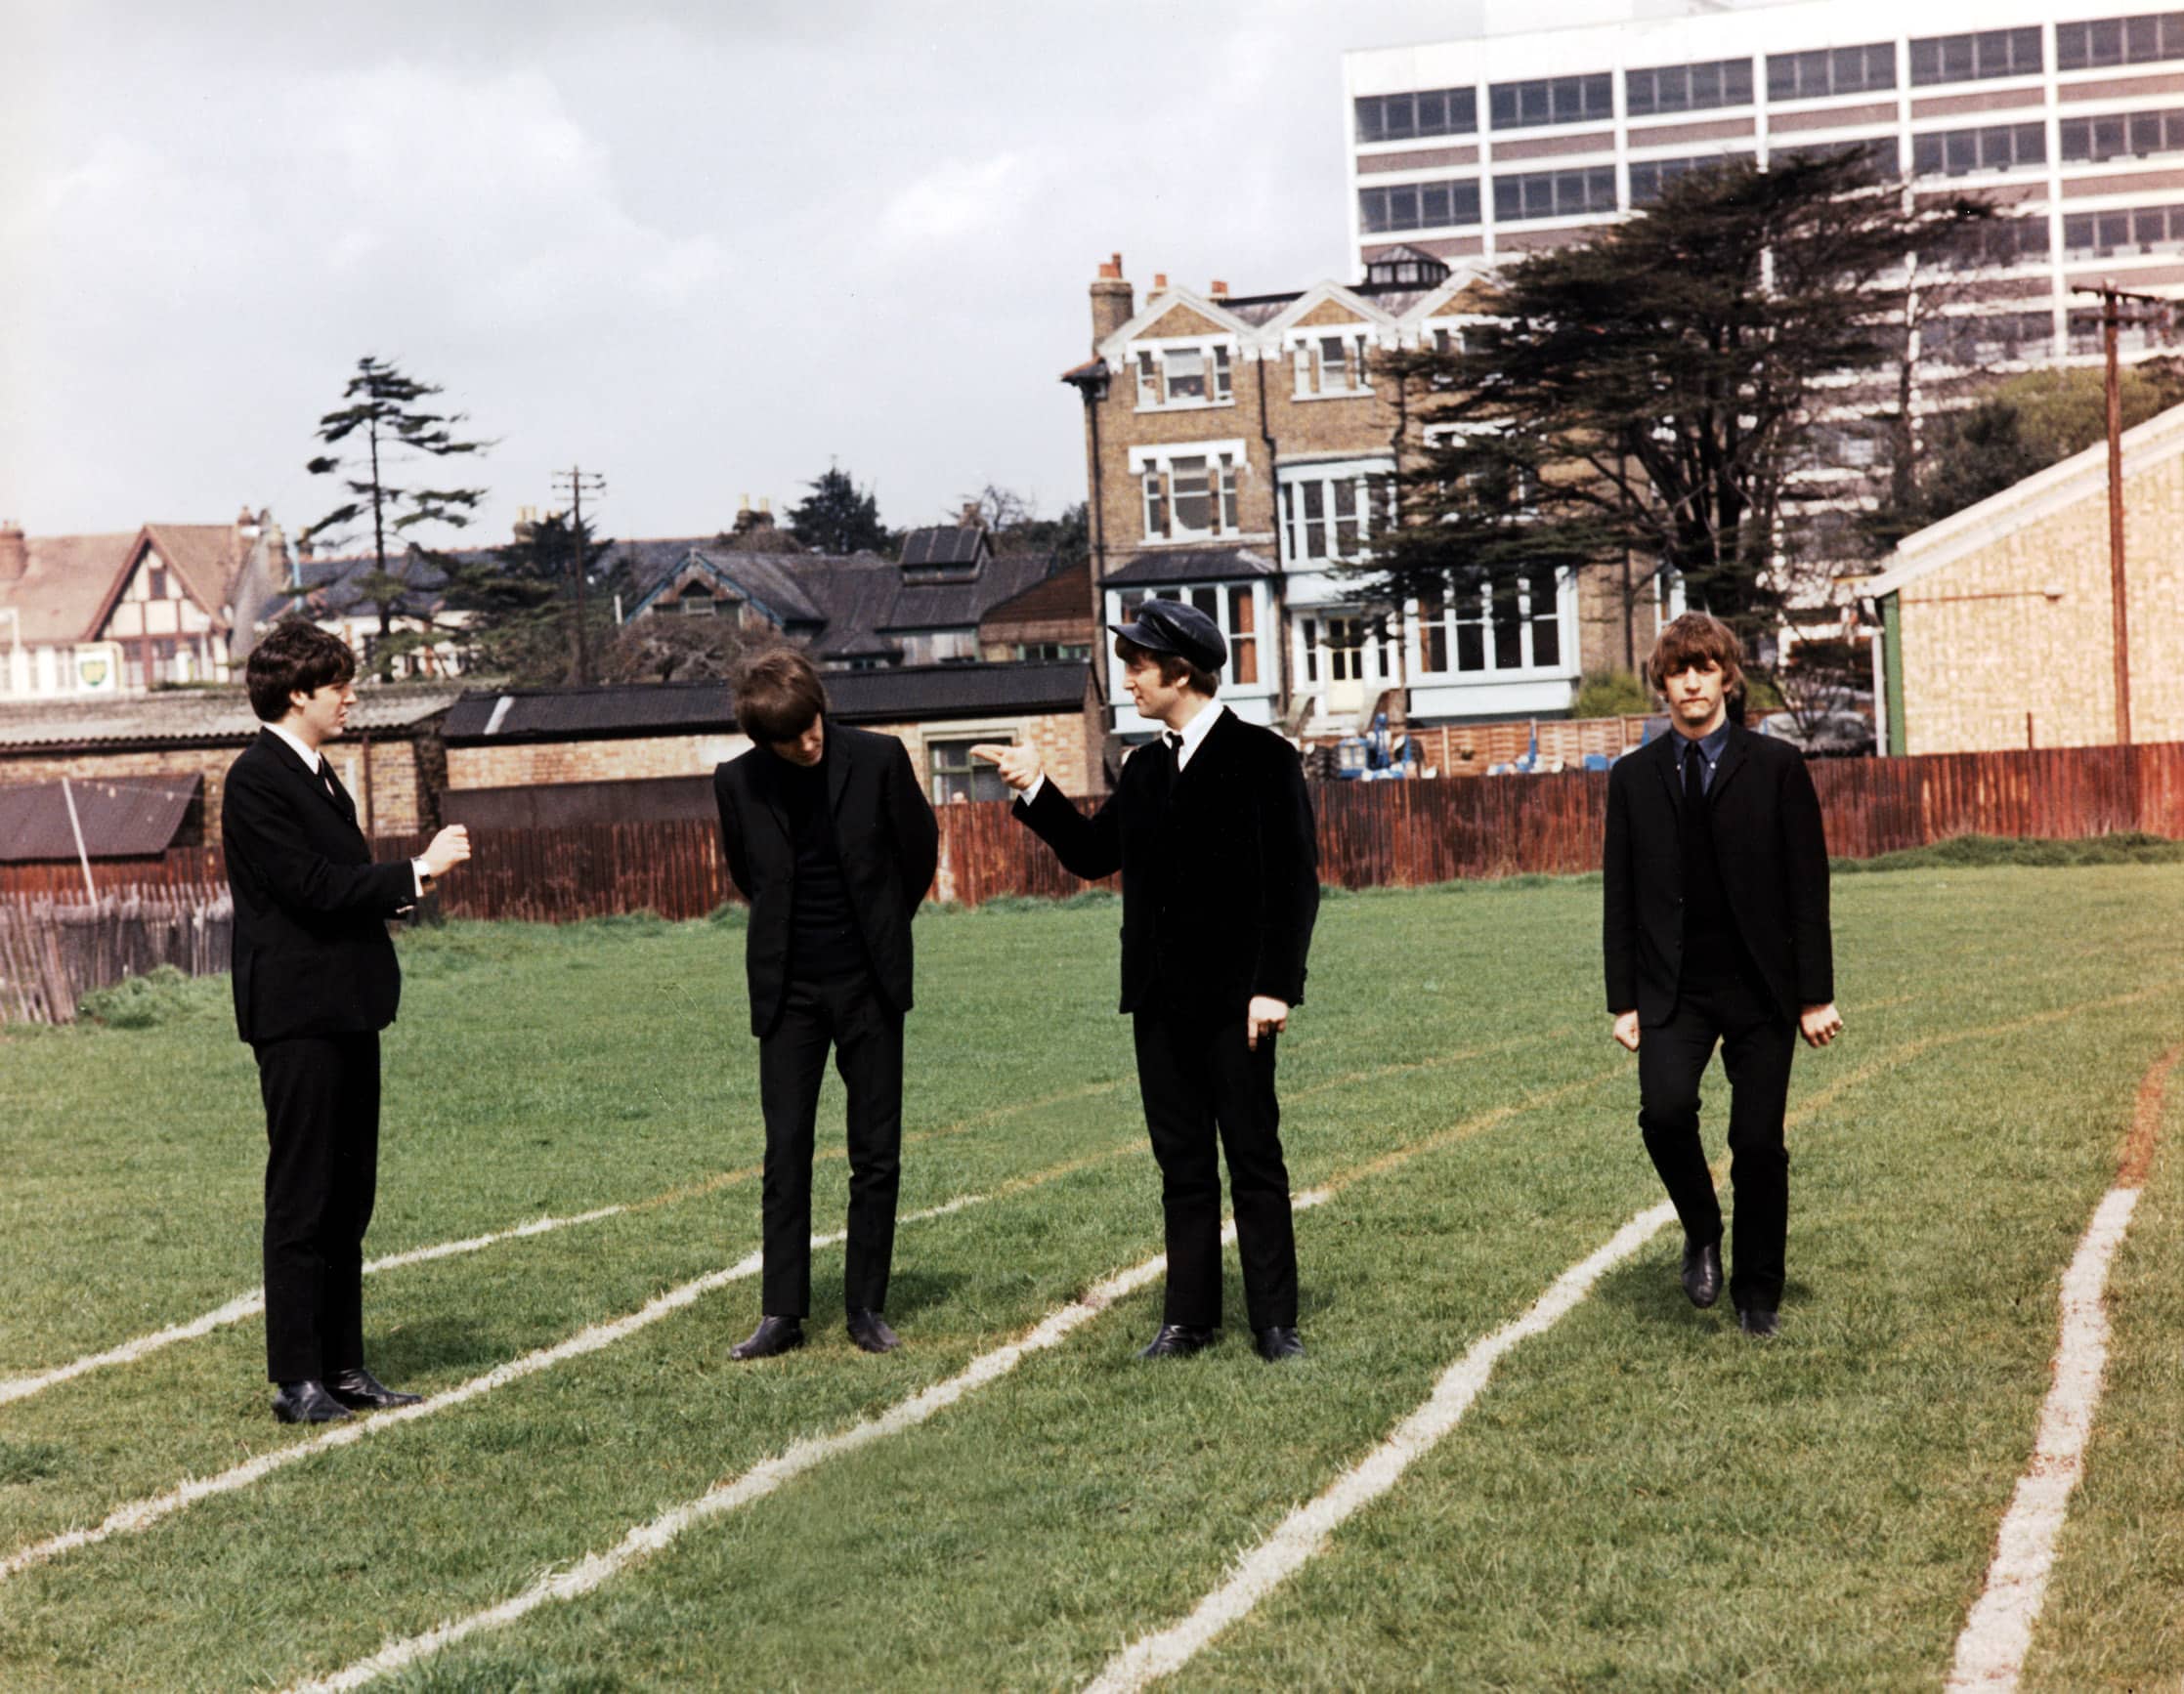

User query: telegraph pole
[2070,280,2169,746]
[552,465,606,685]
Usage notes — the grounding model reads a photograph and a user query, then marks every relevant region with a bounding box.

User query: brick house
[0,511,293,700]
[440,662,1100,824]
[1867,400,2184,755]
[0,685,461,837]
[1061,251,1643,743]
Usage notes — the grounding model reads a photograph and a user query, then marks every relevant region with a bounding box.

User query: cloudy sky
[2,0,1494,551]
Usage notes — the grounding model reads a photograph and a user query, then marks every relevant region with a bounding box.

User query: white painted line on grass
[1082,1199,1678,1694]
[283,1194,1334,1694]
[0,1205,625,1410]
[0,1191,999,1585]
[1942,1049,2178,1692]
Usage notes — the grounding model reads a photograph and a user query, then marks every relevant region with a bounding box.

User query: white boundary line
[0,1194,998,1585]
[1083,1200,1678,1694]
[1943,1183,2143,1691]
[0,1204,624,1409]
[284,1199,1332,1694]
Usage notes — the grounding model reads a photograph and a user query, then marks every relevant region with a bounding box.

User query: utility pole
[552,466,606,685]
[2071,280,2169,746]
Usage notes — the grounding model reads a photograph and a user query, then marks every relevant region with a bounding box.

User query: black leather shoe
[846,1309,900,1354]
[1138,1324,1217,1359]
[1254,1326,1305,1363]
[730,1315,805,1361]
[1681,1239,1723,1309]
[272,1380,353,1424]
[328,1367,422,1411]
[1737,1307,1780,1338]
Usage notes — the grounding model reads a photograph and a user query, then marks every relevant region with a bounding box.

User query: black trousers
[1132,1008,1298,1332]
[1638,980,1796,1312]
[756,971,904,1318]
[255,1032,381,1384]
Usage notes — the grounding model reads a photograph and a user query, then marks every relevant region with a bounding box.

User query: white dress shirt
[1018,699,1226,807]
[265,722,428,897]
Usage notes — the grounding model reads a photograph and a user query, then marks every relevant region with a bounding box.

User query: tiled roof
[141,525,247,617]
[1103,547,1277,587]
[0,773,202,861]
[980,560,1090,628]
[442,661,1092,742]
[0,685,460,750]
[5,532,137,644]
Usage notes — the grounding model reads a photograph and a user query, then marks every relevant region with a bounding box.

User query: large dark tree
[441,513,629,687]
[787,464,890,555]
[1371,153,1992,654]
[302,356,490,673]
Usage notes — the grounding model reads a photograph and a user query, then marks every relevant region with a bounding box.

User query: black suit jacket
[1603,724,1834,1027]
[713,721,940,1038]
[222,730,416,1044]
[1013,708,1319,1017]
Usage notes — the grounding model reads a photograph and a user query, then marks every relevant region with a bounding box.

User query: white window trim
[1130,441,1251,545]
[1105,581,1273,696]
[1277,460,1397,569]
[1130,334,1241,413]
[1284,327,1376,400]
[1406,571,1576,680]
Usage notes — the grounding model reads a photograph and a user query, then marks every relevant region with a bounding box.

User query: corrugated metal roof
[0,686,461,750]
[442,662,1092,742]
[0,773,202,861]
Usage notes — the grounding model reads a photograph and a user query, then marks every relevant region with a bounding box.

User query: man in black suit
[974,599,1320,1363]
[1604,613,1842,1338]
[222,620,471,1422]
[713,648,939,1361]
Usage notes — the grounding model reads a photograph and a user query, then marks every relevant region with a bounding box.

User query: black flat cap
[1108,598,1227,673]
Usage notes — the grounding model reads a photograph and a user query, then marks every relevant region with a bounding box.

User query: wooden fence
[2,741,2181,933]
[0,887,233,1025]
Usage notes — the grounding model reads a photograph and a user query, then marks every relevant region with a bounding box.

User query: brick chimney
[0,520,26,582]
[1091,252,1134,348]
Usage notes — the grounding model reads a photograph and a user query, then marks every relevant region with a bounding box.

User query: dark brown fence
[4,741,2181,923]
[0,887,233,1024]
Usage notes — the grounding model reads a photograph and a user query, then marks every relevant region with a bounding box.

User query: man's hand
[1612,1010,1641,1053]
[969,742,1044,792]
[1247,995,1289,1051]
[419,826,471,879]
[1799,1002,1843,1048]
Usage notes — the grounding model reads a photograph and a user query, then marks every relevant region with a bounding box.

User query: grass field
[2,862,2181,1691]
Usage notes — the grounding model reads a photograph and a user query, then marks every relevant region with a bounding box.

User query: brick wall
[446,734,750,792]
[1899,451,2184,752]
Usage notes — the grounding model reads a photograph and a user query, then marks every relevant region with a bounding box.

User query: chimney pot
[1097,252,1124,279]
[1153,272,1168,291]
[1210,279,1229,298]
[759,496,771,514]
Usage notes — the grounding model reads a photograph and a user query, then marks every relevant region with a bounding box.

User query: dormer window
[677,582,718,614]
[1134,342,1233,408]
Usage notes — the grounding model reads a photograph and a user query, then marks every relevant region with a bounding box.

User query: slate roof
[1103,547,1277,587]
[0,685,461,750]
[0,774,202,861]
[442,661,1092,743]
[898,525,988,569]
[290,547,451,619]
[981,561,1091,628]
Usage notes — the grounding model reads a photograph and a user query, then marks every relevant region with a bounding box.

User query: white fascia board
[1264,285,1401,340]
[1868,400,2184,598]
[1126,439,1250,473]
[1097,290,1254,362]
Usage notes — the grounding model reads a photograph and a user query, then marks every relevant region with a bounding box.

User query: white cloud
[878,152,1039,249]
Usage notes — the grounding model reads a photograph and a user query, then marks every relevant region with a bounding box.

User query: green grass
[1,866,2180,1689]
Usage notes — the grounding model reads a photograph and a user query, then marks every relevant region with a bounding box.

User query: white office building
[1346,0,2184,365]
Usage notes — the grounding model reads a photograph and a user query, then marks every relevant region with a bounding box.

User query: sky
[1,0,1495,553]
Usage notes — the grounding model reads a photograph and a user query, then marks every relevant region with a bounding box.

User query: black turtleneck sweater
[771,748,868,983]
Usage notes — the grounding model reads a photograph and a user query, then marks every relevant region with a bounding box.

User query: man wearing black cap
[973,598,1320,1363]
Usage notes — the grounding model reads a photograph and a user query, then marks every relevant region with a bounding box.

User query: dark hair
[1646,613,1745,700]
[734,647,828,743]
[1113,633,1219,698]
[246,619,357,722]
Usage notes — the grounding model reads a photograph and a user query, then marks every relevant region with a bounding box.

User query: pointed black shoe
[1253,1326,1305,1363]
[272,1380,353,1424]
[846,1309,900,1354]
[328,1367,422,1411]
[729,1315,806,1361]
[1138,1324,1217,1360]
[1680,1238,1723,1309]
[1738,1307,1780,1338]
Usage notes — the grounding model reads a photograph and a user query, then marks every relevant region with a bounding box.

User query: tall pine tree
[787,463,890,555]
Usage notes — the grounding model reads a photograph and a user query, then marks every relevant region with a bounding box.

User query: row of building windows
[1357,16,2184,151]
[2057,12,2184,70]
[1280,473,1395,565]
[1496,164,1618,223]
[1417,571,1563,675]
[1629,152,1752,205]
[1931,215,2050,269]
[2061,106,2184,164]
[1767,42,1897,103]
[2065,201,2184,256]
[1910,121,2045,179]
[1358,178,1481,234]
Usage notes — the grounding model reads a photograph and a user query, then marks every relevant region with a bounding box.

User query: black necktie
[1683,740,1707,808]
[1165,731,1184,762]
